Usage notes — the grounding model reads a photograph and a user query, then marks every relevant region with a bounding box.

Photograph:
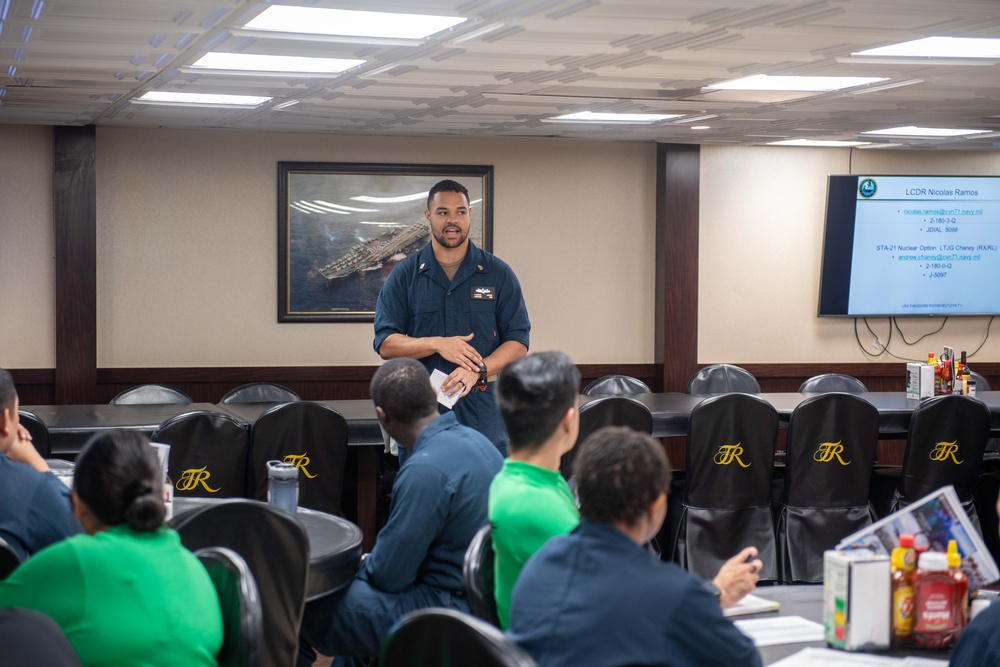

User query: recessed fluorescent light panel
[706,74,887,92]
[854,36,1000,59]
[767,139,871,147]
[190,53,365,74]
[135,91,272,107]
[244,6,466,40]
[862,126,989,137]
[547,111,683,123]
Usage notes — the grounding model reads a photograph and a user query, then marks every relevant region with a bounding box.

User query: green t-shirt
[488,459,579,629]
[0,525,223,667]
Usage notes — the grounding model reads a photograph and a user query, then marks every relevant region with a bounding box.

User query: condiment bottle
[913,551,961,649]
[891,534,917,646]
[947,540,969,631]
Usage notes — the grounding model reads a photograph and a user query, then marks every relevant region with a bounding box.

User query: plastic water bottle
[267,460,299,515]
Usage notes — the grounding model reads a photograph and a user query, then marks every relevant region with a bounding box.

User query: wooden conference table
[172,497,363,600]
[23,391,1000,550]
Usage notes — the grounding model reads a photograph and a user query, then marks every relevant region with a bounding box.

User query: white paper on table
[897,659,949,667]
[732,616,825,647]
[723,593,780,617]
[767,647,905,667]
[430,369,460,409]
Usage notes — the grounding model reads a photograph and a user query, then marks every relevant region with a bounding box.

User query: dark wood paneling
[656,144,700,393]
[53,126,97,404]
[9,369,56,405]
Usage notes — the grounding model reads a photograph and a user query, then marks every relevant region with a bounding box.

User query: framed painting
[278,162,494,322]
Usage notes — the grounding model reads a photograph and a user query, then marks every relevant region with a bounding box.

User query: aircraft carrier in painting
[319,221,429,281]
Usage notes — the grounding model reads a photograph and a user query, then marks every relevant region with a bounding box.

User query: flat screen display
[818,175,1000,317]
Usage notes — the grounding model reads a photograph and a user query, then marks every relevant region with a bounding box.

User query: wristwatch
[703,580,722,601]
[477,363,489,391]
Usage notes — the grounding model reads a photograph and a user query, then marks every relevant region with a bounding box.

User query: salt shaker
[267,460,299,515]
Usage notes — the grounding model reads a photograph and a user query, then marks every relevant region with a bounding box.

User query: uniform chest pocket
[466,298,498,348]
[411,299,443,334]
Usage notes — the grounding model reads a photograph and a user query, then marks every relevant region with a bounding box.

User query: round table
[172,497,363,600]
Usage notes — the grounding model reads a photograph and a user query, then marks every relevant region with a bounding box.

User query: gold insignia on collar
[420,262,426,270]
[477,264,484,271]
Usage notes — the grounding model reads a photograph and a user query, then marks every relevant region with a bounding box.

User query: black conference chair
[582,374,651,396]
[560,396,653,480]
[150,411,249,498]
[969,371,996,454]
[195,547,264,667]
[891,394,991,532]
[110,384,192,405]
[0,608,82,667]
[777,393,879,583]
[0,536,21,580]
[673,393,778,582]
[172,500,309,667]
[17,410,50,458]
[249,402,349,516]
[463,524,500,628]
[380,608,537,667]
[798,374,868,395]
[220,383,300,405]
[686,364,760,395]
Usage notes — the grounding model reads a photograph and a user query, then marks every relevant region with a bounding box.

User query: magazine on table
[835,485,999,590]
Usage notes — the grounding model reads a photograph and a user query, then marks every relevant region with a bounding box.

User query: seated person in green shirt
[0,430,223,667]
[490,351,582,629]
[490,351,764,629]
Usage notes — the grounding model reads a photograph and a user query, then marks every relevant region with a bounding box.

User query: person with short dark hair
[508,427,762,667]
[489,351,581,628]
[0,430,223,667]
[490,353,762,630]
[374,178,530,457]
[297,358,504,665]
[0,368,79,561]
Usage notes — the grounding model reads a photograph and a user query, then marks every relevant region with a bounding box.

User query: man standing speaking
[374,179,529,457]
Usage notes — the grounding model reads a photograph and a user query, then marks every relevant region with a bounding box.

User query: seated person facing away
[491,353,762,630]
[508,426,762,667]
[0,368,80,562]
[950,491,1000,667]
[0,430,223,667]
[298,358,504,666]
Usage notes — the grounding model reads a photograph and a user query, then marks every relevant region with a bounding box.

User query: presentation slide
[847,176,1000,315]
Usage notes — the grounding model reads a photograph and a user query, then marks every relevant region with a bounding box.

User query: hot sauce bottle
[913,551,962,649]
[891,534,916,647]
[947,540,969,631]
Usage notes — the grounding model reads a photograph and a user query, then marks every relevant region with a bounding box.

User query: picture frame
[278,162,494,322]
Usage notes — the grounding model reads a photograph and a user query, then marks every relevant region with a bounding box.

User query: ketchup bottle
[947,540,969,631]
[913,551,962,649]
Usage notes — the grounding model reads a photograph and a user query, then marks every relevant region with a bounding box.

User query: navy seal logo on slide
[858,178,877,198]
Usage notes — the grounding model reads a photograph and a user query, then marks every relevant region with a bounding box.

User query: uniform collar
[417,240,487,287]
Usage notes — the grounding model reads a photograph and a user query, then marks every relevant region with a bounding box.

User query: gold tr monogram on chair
[813,441,851,465]
[929,441,963,464]
[713,443,751,468]
[283,453,318,479]
[176,467,221,493]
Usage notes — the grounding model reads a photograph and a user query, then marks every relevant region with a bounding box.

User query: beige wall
[699,146,1000,363]
[13,127,998,371]
[95,129,656,367]
[0,126,55,368]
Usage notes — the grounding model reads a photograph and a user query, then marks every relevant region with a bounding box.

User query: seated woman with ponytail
[0,430,223,667]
